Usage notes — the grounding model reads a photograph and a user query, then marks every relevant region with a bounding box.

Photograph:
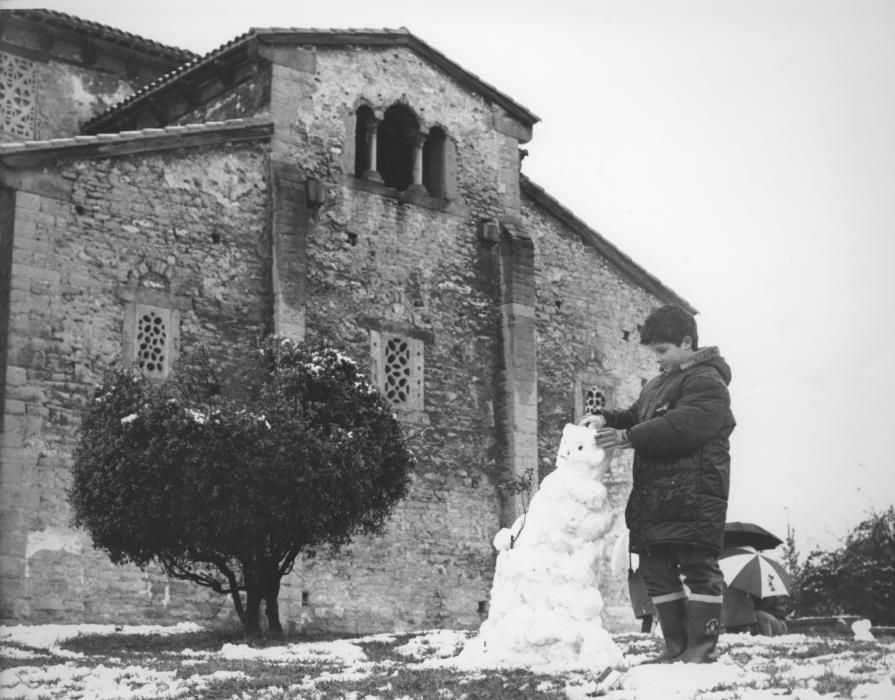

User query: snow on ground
[0,622,201,654]
[1,623,894,699]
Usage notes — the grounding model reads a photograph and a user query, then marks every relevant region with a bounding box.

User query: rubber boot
[643,597,688,663]
[678,600,722,663]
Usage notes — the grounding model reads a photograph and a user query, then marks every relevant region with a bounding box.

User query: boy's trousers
[637,543,725,603]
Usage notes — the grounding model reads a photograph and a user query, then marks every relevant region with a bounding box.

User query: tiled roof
[0,117,273,163]
[520,175,697,313]
[7,9,198,61]
[83,27,539,133]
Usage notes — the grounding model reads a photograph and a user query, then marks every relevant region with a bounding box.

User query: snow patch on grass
[0,622,202,653]
[1,623,894,699]
[218,638,368,665]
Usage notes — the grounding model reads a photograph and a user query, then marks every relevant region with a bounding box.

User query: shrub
[795,506,895,625]
[70,337,415,635]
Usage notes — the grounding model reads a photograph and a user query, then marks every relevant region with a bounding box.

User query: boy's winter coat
[602,346,735,554]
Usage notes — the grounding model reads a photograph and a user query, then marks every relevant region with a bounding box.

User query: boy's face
[648,337,694,373]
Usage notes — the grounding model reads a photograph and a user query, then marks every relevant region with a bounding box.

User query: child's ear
[681,336,693,350]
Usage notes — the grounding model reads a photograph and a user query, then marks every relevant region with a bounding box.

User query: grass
[2,627,578,699]
[355,634,419,662]
[812,668,863,697]
[3,625,893,699]
[0,644,53,673]
[313,668,564,700]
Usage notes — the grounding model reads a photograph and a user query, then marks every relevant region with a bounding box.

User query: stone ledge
[0,118,274,167]
[348,177,464,216]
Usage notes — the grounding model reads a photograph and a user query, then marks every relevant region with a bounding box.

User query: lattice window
[384,337,412,404]
[0,53,36,141]
[370,330,424,411]
[574,373,614,422]
[134,304,171,379]
[583,387,606,415]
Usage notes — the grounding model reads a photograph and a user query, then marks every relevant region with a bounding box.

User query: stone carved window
[583,387,606,416]
[134,305,170,379]
[384,337,412,404]
[370,330,424,411]
[0,53,36,141]
[121,269,182,382]
[573,372,616,423]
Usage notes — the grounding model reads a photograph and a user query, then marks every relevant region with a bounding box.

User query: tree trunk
[265,595,283,636]
[263,564,284,636]
[243,583,263,637]
[229,587,246,624]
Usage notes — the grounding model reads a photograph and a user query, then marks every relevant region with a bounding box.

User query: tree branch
[279,546,303,577]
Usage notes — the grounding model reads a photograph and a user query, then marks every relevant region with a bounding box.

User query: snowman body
[458,424,624,671]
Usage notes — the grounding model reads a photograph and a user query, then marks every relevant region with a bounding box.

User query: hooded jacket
[603,346,735,554]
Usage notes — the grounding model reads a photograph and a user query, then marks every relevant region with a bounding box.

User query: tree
[795,506,895,625]
[70,337,415,636]
[780,521,801,615]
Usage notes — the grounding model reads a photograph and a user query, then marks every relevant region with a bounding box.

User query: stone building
[0,10,693,633]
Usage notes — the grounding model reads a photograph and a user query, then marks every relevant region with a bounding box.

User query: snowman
[457,423,624,672]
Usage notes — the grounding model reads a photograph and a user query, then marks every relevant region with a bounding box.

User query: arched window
[354,105,376,179]
[377,104,418,191]
[423,126,447,198]
[351,103,455,202]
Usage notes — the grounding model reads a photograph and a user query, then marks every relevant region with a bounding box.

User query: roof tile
[13,9,197,60]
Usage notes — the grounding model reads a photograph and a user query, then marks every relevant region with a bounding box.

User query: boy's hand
[578,414,606,429]
[594,428,631,450]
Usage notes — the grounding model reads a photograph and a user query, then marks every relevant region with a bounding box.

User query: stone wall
[0,45,137,142]
[0,187,14,427]
[260,45,528,634]
[0,141,270,622]
[523,195,665,631]
[33,60,135,140]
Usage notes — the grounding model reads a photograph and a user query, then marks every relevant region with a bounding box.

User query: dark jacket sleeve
[601,401,640,430]
[628,371,730,458]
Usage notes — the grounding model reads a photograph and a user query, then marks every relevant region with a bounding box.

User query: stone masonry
[1,137,270,622]
[0,13,695,633]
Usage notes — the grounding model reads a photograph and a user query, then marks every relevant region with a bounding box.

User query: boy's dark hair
[639,304,699,349]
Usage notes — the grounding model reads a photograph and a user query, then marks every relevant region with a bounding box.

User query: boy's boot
[678,600,722,663]
[644,597,688,663]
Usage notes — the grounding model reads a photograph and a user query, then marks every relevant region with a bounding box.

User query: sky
[5,0,894,555]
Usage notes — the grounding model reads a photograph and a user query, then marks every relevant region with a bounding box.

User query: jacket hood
[681,346,732,385]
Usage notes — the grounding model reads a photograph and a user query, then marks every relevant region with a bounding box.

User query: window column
[362,119,383,182]
[409,132,426,192]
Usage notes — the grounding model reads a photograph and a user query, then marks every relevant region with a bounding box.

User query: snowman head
[555,423,609,480]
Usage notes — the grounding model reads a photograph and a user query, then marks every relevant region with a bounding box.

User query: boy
[580,304,735,663]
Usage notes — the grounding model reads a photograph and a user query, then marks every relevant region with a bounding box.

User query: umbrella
[719,546,792,599]
[724,521,783,550]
